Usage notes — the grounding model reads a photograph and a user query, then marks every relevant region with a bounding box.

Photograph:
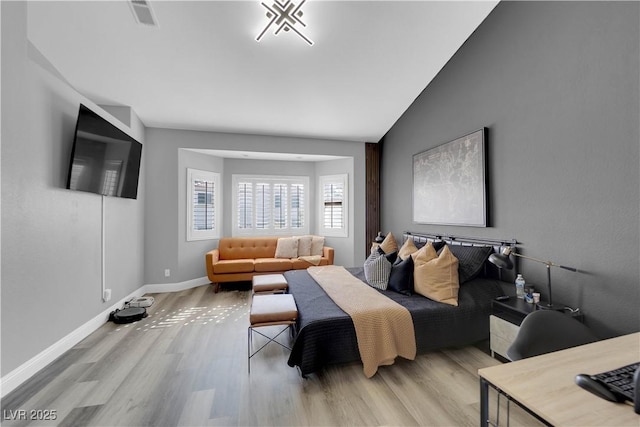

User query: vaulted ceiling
[27,1,498,143]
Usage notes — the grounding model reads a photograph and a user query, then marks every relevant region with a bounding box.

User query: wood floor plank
[57,405,102,427]
[176,389,216,427]
[1,284,541,426]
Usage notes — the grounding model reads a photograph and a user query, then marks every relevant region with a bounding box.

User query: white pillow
[275,237,299,258]
[310,235,325,256]
[297,235,313,257]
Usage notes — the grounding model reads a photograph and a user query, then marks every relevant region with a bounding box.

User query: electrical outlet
[164,269,170,277]
[103,289,112,302]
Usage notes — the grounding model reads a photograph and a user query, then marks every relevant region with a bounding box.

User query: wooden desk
[479,332,640,426]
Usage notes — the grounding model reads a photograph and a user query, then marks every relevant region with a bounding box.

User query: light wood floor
[1,285,541,426]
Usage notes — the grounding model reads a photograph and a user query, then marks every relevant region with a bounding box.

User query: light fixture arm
[491,247,578,310]
[511,252,578,273]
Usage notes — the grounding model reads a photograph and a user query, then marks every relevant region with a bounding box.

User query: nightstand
[490,297,536,359]
[489,297,582,360]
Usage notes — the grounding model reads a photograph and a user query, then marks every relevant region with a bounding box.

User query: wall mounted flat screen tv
[66,104,142,199]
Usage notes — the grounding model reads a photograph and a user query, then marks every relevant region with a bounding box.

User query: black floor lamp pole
[535,258,577,311]
[537,262,563,311]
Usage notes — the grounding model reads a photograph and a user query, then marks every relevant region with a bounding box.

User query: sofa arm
[205,249,220,282]
[323,246,334,265]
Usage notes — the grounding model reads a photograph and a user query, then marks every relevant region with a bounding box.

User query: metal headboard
[402,231,519,281]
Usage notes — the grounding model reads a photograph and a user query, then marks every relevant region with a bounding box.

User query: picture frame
[412,128,487,227]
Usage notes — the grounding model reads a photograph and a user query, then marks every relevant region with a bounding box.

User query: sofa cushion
[297,235,313,257]
[275,237,299,258]
[310,235,325,256]
[254,258,294,272]
[213,259,255,274]
[218,237,277,260]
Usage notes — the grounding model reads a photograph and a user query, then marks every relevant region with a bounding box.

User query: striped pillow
[364,248,392,290]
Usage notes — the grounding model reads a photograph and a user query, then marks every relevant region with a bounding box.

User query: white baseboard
[0,277,210,399]
[143,276,210,294]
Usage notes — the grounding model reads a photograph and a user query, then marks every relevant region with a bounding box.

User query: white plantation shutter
[290,183,304,229]
[193,179,214,230]
[232,175,309,236]
[237,182,253,229]
[319,174,348,237]
[187,169,220,241]
[273,183,288,229]
[323,182,343,229]
[255,183,270,229]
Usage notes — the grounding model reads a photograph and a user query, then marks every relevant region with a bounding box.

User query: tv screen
[66,104,142,199]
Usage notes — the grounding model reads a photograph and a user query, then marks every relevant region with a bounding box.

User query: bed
[285,232,518,377]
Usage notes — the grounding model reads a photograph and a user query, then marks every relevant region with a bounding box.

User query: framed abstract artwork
[412,128,487,227]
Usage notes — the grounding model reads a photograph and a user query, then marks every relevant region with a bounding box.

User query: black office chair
[507,309,599,361]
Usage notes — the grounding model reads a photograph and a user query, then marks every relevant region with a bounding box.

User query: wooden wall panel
[365,142,381,258]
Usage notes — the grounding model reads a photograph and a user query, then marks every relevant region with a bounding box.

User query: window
[233,175,309,236]
[187,168,221,241]
[319,174,348,237]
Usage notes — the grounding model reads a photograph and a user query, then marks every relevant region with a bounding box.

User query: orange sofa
[205,236,334,291]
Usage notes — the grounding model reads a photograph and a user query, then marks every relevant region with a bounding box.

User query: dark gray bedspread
[285,267,510,376]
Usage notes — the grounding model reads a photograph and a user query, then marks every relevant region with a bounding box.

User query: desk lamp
[488,247,577,311]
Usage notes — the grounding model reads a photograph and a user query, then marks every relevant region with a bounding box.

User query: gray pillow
[444,244,493,283]
[364,248,392,290]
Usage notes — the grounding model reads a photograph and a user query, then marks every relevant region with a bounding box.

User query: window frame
[187,168,221,241]
[318,173,348,237]
[232,174,310,236]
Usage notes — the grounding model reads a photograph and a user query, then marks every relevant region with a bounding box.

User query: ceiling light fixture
[256,0,313,46]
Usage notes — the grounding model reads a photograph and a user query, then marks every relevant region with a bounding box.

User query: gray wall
[381,1,639,338]
[1,2,145,376]
[177,149,224,283]
[144,128,365,284]
[315,157,357,265]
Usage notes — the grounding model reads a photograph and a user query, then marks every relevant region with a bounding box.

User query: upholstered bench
[252,273,288,294]
[248,294,298,373]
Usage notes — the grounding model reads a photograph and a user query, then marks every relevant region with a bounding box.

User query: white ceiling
[27,0,498,143]
[186,148,346,161]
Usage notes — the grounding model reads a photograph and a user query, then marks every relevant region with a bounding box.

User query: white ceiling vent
[129,0,158,27]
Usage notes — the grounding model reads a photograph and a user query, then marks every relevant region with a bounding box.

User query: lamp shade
[488,252,514,270]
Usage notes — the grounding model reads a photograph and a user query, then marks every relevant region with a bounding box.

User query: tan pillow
[411,242,437,263]
[379,232,398,254]
[275,237,299,258]
[297,235,313,257]
[310,235,325,256]
[398,238,419,260]
[413,245,460,306]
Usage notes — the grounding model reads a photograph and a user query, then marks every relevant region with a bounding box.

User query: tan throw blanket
[297,255,322,266]
[307,265,416,377]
